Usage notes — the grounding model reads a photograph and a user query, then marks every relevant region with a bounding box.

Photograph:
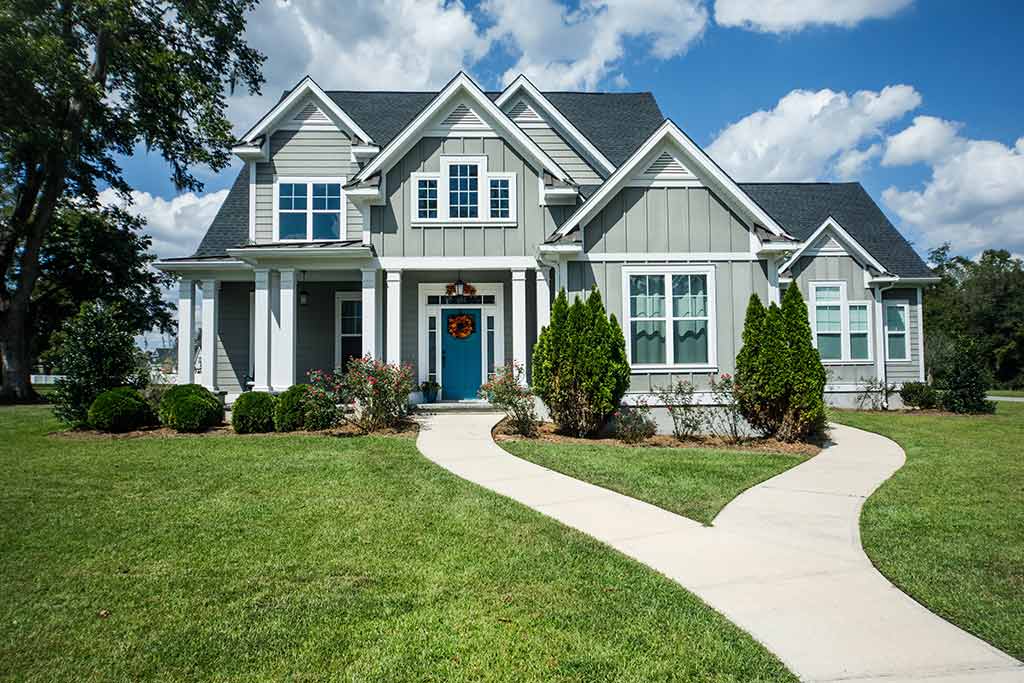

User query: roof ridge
[738,181,861,186]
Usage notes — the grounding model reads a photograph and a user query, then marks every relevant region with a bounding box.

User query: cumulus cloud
[99,187,229,260]
[882,122,1024,255]
[483,0,708,90]
[707,85,921,181]
[714,0,913,33]
[835,143,882,179]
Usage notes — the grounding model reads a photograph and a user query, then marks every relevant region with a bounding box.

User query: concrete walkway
[416,413,1024,683]
[989,394,1024,402]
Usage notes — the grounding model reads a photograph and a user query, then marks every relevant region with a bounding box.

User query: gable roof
[739,182,934,279]
[239,76,373,145]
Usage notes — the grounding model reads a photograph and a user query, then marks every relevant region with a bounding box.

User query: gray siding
[254,129,361,243]
[370,137,570,256]
[883,287,923,384]
[295,281,360,381]
[566,260,770,392]
[583,187,751,254]
[215,282,252,393]
[522,123,603,184]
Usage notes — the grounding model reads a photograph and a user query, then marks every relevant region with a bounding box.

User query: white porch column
[873,285,886,383]
[536,268,551,332]
[386,271,402,364]
[177,279,196,385]
[272,268,297,390]
[361,268,379,359]
[511,268,527,374]
[200,279,219,391]
[767,256,781,306]
[253,268,271,392]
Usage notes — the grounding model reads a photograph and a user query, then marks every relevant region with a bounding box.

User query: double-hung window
[275,177,346,241]
[810,282,872,363]
[885,301,910,361]
[411,157,516,223]
[623,266,716,369]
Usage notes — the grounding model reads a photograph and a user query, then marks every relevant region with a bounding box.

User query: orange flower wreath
[447,314,474,339]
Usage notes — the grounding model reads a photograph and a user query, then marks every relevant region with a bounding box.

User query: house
[156,72,936,407]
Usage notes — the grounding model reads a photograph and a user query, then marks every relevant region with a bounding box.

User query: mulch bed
[50,419,420,441]
[492,419,821,457]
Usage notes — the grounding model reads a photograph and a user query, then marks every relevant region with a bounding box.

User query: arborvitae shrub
[734,294,768,432]
[779,284,827,441]
[231,391,277,434]
[88,387,154,433]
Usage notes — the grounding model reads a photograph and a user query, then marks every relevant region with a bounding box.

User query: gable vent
[645,151,688,176]
[508,99,543,124]
[441,103,484,127]
[293,100,329,123]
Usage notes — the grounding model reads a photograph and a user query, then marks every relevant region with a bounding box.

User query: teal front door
[441,308,482,400]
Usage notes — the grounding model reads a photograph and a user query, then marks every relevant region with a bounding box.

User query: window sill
[411,220,517,228]
[885,358,913,364]
[629,364,718,374]
[821,360,875,366]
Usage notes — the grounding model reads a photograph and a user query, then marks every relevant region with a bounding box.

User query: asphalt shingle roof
[739,182,934,279]
[192,164,249,258]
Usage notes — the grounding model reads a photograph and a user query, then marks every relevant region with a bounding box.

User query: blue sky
[112,0,1024,265]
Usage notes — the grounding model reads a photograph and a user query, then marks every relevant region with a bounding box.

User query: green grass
[499,441,807,525]
[0,406,795,682]
[834,403,1024,661]
[989,389,1024,397]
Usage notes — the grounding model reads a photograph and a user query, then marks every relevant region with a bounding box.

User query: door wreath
[447,314,474,339]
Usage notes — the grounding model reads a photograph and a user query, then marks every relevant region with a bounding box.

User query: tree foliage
[0,0,264,401]
[779,284,827,441]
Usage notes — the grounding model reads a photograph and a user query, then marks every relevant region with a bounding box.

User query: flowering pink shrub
[309,356,414,433]
[478,362,538,437]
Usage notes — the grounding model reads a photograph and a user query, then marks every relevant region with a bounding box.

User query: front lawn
[0,406,795,682]
[988,389,1024,398]
[835,403,1024,661]
[499,440,807,525]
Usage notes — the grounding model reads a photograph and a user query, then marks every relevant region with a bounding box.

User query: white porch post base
[511,268,527,380]
[201,279,219,391]
[386,271,402,364]
[177,279,196,385]
[253,268,272,392]
[361,268,379,359]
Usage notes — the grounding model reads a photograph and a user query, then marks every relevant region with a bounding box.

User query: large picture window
[810,282,872,363]
[275,177,346,241]
[411,157,516,224]
[622,266,716,369]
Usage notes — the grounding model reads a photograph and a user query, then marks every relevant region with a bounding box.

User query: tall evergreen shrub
[734,294,768,431]
[779,284,828,440]
[942,334,996,414]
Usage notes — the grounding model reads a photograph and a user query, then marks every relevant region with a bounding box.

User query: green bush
[231,392,277,434]
[479,362,538,437]
[531,288,630,437]
[614,399,657,444]
[87,387,154,433]
[900,382,938,409]
[274,384,309,432]
[653,379,701,440]
[779,284,827,441]
[45,302,148,427]
[941,334,996,414]
[159,383,222,432]
[302,386,339,431]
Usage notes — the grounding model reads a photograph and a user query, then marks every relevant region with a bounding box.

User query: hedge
[88,387,154,433]
[159,384,222,433]
[232,392,277,434]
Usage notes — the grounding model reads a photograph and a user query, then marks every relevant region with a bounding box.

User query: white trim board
[239,76,372,146]
[779,216,888,276]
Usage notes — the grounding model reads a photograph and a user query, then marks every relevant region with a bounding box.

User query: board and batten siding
[583,187,752,254]
[566,260,770,392]
[254,129,362,243]
[370,137,570,257]
[521,123,603,185]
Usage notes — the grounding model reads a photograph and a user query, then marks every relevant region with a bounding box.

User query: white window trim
[334,291,362,369]
[409,156,517,226]
[809,281,874,365]
[273,176,347,242]
[621,265,717,372]
[884,300,912,362]
[417,282,505,389]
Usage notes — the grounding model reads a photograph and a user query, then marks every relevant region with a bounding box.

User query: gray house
[157,72,936,405]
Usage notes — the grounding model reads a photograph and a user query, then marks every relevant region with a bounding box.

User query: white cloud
[99,187,229,260]
[707,85,921,181]
[881,115,964,166]
[882,124,1024,255]
[484,0,708,90]
[714,0,912,33]
[835,143,882,179]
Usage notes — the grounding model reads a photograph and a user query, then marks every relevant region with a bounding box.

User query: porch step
[414,400,501,415]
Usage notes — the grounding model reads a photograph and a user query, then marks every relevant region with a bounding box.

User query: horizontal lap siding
[522,123,603,185]
[254,129,360,243]
[371,137,554,257]
[216,282,251,392]
[883,287,922,383]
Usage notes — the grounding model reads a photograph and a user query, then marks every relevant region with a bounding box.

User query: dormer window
[411,156,516,224]
[274,177,346,241]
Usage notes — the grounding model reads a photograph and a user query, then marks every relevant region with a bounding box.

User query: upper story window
[810,282,872,363]
[885,301,910,361]
[623,265,716,370]
[411,156,516,224]
[275,177,346,241]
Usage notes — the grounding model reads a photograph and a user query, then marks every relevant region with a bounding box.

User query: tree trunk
[0,301,38,403]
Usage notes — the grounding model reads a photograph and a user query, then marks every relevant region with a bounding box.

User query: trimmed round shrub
[302,386,339,431]
[88,387,154,433]
[231,392,277,434]
[160,383,222,432]
[900,382,938,409]
[274,384,310,432]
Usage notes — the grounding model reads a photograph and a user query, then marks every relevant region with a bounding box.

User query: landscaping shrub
[857,376,898,410]
[141,383,172,415]
[900,382,939,409]
[531,288,630,437]
[479,362,538,437]
[45,302,148,427]
[706,374,744,443]
[614,399,656,444]
[654,379,702,440]
[87,387,154,433]
[941,334,996,414]
[779,284,827,441]
[159,383,222,432]
[302,386,339,431]
[274,384,309,432]
[341,356,415,433]
[232,392,277,434]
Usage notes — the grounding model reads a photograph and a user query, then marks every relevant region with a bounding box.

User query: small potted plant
[420,379,441,403]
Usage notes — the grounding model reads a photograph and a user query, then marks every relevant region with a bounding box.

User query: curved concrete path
[416,413,1024,683]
